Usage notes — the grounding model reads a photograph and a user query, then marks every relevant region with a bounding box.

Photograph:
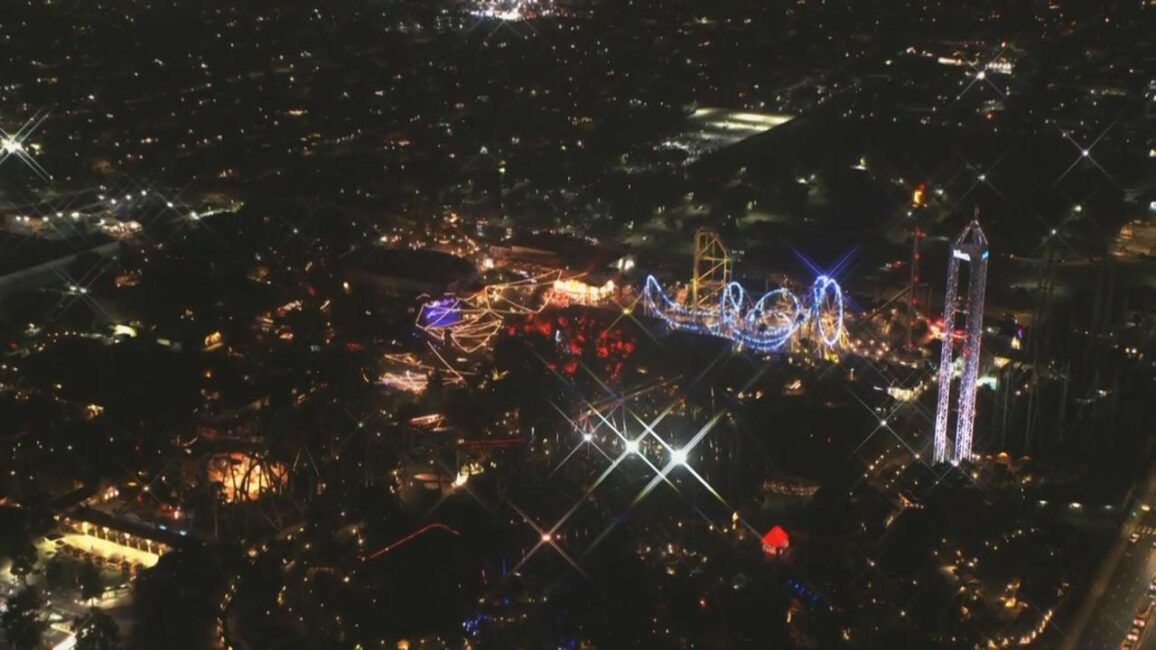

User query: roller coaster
[643,229,846,353]
[415,230,845,356]
[415,270,560,354]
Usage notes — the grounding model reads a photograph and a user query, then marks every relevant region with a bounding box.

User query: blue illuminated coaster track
[643,274,845,353]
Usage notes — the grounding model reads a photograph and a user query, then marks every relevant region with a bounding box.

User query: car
[1131,532,1142,544]
[1120,641,1134,650]
[1126,629,1140,643]
[1140,599,1156,621]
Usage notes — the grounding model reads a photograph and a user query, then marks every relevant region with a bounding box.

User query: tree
[1,586,47,650]
[129,547,227,650]
[79,560,103,603]
[74,606,120,650]
[0,507,32,562]
[44,556,65,590]
[9,543,37,585]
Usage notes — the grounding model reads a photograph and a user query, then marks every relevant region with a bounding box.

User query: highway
[1065,461,1156,650]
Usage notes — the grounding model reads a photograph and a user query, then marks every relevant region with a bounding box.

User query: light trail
[362,523,461,561]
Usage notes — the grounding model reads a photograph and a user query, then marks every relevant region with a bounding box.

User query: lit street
[1067,461,1156,650]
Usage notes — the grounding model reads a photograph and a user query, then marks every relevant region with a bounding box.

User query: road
[1064,462,1156,650]
[1077,526,1156,650]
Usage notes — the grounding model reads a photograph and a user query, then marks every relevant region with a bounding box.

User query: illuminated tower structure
[933,216,989,464]
[691,228,732,312]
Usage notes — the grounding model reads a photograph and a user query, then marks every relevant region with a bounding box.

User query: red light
[762,526,790,555]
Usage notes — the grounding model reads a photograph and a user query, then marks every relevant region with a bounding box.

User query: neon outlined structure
[642,230,844,352]
[416,271,561,353]
[933,216,989,464]
[643,275,844,353]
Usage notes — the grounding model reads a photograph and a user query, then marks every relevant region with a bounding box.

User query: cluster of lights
[551,277,616,306]
[509,390,745,578]
[986,608,1055,647]
[643,274,845,352]
[379,370,428,394]
[416,271,559,353]
[206,452,288,502]
[470,0,554,22]
[378,352,465,394]
[0,111,51,180]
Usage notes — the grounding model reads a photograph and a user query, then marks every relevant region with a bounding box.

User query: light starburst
[0,110,52,181]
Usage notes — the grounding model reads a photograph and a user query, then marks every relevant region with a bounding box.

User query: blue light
[418,297,462,328]
[643,274,844,352]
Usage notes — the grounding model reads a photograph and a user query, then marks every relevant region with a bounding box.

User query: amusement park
[1,2,1153,648]
[416,228,850,361]
[362,209,1072,649]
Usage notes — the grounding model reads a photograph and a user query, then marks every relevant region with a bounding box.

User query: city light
[470,0,554,21]
[0,111,51,180]
[551,277,616,305]
[0,7,1143,649]
[1,137,24,155]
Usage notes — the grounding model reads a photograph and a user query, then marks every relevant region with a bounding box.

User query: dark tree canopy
[75,606,121,650]
[1,587,47,650]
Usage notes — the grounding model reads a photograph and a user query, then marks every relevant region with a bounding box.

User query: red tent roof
[762,525,789,550]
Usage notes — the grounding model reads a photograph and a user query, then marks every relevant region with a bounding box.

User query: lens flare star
[0,110,52,181]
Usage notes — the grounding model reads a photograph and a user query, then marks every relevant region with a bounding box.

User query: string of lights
[415,271,561,353]
[642,274,846,353]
